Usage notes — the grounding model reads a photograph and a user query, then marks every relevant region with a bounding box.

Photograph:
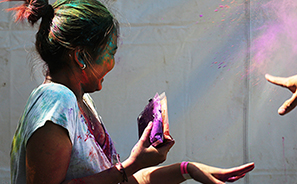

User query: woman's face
[83,30,118,93]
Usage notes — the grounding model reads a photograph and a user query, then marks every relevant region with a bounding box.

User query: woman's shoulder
[33,82,77,102]
[20,83,80,147]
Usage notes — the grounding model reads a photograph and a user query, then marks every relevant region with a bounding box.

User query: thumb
[278,93,297,115]
[139,121,153,142]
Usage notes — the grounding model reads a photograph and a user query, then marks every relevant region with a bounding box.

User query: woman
[7,0,254,183]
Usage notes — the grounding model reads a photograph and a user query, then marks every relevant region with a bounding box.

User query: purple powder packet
[137,93,163,147]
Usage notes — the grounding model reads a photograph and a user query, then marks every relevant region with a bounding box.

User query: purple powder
[137,93,163,147]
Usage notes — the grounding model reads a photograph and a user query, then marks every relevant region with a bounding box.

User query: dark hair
[7,0,119,74]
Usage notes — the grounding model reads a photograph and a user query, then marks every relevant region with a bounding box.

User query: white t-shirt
[11,83,118,184]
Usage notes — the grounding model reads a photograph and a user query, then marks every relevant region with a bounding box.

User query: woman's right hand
[265,74,297,115]
[128,121,175,170]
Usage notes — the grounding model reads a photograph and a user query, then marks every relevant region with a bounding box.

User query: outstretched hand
[265,74,297,115]
[188,162,255,184]
[211,162,255,183]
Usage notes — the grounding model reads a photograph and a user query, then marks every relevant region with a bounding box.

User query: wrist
[121,157,141,177]
[180,161,192,180]
[115,162,128,183]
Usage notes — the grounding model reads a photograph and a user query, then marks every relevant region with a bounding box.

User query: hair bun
[27,0,51,24]
[6,0,52,25]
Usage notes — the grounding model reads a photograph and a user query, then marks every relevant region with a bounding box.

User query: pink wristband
[180,161,192,180]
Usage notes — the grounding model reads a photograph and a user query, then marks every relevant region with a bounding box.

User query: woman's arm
[132,164,185,184]
[131,162,255,184]
[26,121,72,183]
[26,121,174,184]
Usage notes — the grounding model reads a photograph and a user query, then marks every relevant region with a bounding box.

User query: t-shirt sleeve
[23,84,79,146]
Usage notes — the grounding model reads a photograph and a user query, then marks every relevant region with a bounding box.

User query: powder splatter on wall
[194,0,249,71]
[249,0,297,75]
[196,0,297,78]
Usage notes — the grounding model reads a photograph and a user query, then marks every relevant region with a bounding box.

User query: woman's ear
[74,48,86,69]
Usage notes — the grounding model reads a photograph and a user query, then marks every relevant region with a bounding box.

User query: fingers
[157,139,175,153]
[265,74,297,115]
[234,162,255,174]
[151,139,175,164]
[265,74,288,87]
[226,174,245,182]
[164,134,174,141]
[239,162,255,170]
[226,162,254,181]
[278,93,297,115]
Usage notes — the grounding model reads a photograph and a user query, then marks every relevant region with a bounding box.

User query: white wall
[1,0,297,183]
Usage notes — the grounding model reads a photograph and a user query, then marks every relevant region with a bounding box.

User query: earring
[81,63,86,70]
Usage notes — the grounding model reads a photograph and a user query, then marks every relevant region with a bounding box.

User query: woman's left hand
[188,162,255,184]
[211,162,255,182]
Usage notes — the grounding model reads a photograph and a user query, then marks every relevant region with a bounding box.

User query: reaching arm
[132,164,185,184]
[130,162,254,184]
